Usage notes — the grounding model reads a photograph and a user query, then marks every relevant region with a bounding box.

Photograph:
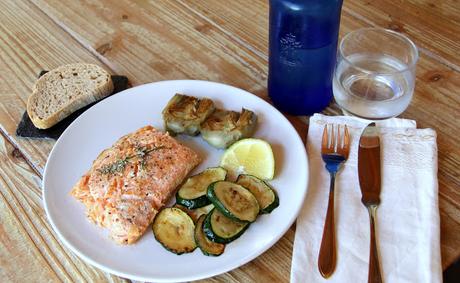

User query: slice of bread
[27,63,114,129]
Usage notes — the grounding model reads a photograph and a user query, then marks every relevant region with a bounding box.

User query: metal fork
[318,124,350,278]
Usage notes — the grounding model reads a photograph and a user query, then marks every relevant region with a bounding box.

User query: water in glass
[333,28,418,120]
[333,53,414,119]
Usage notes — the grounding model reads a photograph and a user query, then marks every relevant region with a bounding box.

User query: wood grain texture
[164,1,460,269]
[0,132,128,282]
[5,0,306,172]
[343,0,460,71]
[30,0,267,90]
[0,1,306,282]
[195,228,294,283]
[0,0,458,282]
[178,0,268,61]
[341,12,460,269]
[185,0,460,71]
[0,0,113,174]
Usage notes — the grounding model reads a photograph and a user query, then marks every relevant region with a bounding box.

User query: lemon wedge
[220,138,275,180]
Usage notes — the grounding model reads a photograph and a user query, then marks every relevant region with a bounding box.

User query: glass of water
[333,28,419,119]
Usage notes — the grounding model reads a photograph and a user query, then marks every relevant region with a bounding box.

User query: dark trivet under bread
[16,71,130,139]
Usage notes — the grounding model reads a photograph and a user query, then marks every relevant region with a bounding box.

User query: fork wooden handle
[318,175,337,278]
[368,205,383,283]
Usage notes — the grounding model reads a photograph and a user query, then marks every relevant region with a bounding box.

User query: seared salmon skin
[71,126,201,244]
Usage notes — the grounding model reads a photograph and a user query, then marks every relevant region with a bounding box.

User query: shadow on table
[444,258,460,282]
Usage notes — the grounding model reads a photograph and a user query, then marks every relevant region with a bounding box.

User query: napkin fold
[291,114,441,283]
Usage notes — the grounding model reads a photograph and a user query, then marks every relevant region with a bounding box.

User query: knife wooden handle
[318,177,337,278]
[368,205,383,283]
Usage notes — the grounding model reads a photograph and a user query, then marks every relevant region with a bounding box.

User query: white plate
[43,80,308,282]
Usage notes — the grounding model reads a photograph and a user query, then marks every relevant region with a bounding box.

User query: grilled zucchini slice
[236,174,279,214]
[200,108,257,148]
[203,208,249,244]
[195,214,225,256]
[176,167,227,209]
[162,93,215,136]
[152,207,196,255]
[207,181,260,223]
[173,203,214,223]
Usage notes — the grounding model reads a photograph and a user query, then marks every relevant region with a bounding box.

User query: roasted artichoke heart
[200,108,257,148]
[162,94,215,136]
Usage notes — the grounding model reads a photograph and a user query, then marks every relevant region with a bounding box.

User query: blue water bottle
[268,0,343,115]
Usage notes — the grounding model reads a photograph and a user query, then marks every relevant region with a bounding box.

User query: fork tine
[343,125,350,154]
[337,125,342,150]
[330,124,335,150]
[318,124,349,277]
[343,125,350,144]
[322,125,328,150]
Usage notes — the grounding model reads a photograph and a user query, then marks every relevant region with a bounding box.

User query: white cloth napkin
[291,114,441,283]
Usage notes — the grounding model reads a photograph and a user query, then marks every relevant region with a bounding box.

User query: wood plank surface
[343,0,460,70]
[195,228,295,283]
[0,0,305,282]
[340,8,460,271]
[30,0,268,90]
[0,132,128,282]
[179,0,460,70]
[0,0,458,282]
[162,0,460,268]
[1,0,307,172]
[0,0,114,173]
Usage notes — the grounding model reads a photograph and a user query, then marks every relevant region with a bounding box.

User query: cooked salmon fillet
[71,126,201,244]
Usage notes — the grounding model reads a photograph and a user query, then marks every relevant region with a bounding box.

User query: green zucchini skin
[236,174,279,214]
[176,167,227,209]
[195,214,225,256]
[203,209,249,244]
[152,207,197,255]
[261,194,279,214]
[207,181,259,223]
[175,195,210,210]
[173,203,214,223]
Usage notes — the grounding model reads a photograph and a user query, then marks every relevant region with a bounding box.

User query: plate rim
[42,79,309,282]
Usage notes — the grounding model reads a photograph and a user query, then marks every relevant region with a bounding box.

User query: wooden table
[1,0,459,281]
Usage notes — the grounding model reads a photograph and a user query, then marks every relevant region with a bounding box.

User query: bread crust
[27,63,114,129]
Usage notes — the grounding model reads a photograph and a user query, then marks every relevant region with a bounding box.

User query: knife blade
[358,122,381,206]
[358,122,383,283]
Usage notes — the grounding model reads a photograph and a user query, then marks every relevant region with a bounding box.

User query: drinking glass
[333,28,419,119]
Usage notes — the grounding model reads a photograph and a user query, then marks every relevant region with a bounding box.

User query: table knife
[358,122,383,283]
